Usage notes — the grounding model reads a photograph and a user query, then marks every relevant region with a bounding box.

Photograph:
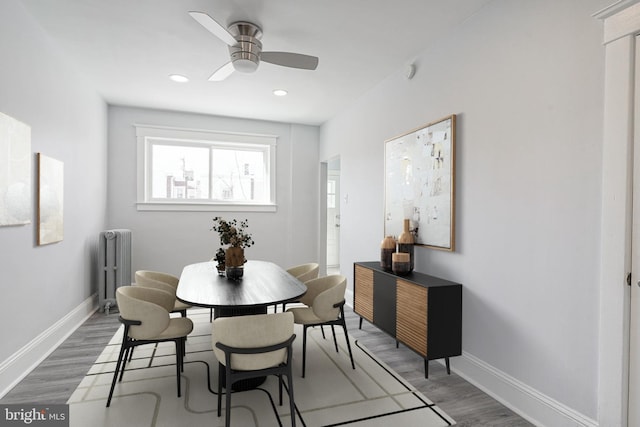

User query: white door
[327,164,340,269]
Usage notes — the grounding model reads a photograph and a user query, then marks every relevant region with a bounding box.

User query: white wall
[320,0,609,424]
[107,106,319,277]
[0,0,107,394]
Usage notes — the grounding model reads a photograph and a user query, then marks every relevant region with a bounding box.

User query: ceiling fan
[189,11,319,81]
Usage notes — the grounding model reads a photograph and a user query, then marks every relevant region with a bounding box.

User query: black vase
[225,265,244,281]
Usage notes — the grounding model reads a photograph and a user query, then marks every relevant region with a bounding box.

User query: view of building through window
[150,143,268,202]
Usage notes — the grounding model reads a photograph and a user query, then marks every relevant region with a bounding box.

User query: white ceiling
[20,0,494,126]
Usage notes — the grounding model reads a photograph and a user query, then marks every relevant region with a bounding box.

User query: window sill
[136,201,277,212]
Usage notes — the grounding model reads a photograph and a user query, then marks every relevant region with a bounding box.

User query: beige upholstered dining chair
[106,286,193,407]
[281,262,319,312]
[286,274,355,378]
[212,312,297,427]
[135,270,192,317]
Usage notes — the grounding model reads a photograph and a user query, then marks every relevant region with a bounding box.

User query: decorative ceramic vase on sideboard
[397,219,414,272]
[380,235,396,271]
[392,252,411,275]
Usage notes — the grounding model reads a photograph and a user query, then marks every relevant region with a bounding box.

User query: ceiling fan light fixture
[273,89,288,96]
[232,58,259,73]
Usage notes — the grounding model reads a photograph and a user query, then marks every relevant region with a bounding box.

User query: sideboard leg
[424,359,429,378]
[445,357,451,375]
[396,340,399,348]
[358,317,363,329]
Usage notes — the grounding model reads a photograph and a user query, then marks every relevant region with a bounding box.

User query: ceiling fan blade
[208,62,235,81]
[261,52,319,70]
[189,11,237,46]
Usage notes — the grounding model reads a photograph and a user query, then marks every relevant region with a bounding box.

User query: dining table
[177,259,307,318]
[177,259,307,390]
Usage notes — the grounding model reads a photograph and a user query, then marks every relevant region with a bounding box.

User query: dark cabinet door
[373,270,396,336]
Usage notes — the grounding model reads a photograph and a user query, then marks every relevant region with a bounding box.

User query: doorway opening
[326,157,340,275]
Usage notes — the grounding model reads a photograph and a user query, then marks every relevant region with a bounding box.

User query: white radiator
[98,229,132,314]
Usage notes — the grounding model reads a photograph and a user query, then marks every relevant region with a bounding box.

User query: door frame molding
[595,2,640,425]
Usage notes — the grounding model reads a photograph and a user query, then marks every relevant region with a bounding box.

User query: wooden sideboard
[353,261,462,378]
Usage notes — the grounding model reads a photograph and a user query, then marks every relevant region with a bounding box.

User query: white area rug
[68,309,455,426]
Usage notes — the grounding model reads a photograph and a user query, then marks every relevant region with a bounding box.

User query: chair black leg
[106,342,128,407]
[340,315,355,370]
[175,340,182,397]
[278,374,283,406]
[210,308,213,323]
[119,344,130,382]
[225,365,233,427]
[331,325,339,353]
[287,371,296,427]
[217,364,223,417]
[320,325,326,339]
[302,325,308,378]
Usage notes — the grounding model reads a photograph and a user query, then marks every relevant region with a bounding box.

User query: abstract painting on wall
[37,153,64,245]
[384,114,456,251]
[0,112,31,226]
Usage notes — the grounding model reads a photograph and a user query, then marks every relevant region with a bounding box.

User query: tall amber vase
[397,219,414,272]
[225,246,245,280]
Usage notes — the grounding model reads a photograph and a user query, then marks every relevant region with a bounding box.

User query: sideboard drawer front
[354,264,374,323]
[396,279,428,356]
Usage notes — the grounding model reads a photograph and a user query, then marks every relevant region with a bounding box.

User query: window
[136,125,276,211]
[327,179,336,208]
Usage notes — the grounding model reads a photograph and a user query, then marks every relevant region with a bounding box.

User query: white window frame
[135,124,277,212]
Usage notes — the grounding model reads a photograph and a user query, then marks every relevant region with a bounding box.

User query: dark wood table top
[176,260,307,309]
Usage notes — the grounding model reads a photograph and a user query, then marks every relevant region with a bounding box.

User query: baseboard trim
[347,299,596,426]
[0,294,98,399]
[450,351,598,427]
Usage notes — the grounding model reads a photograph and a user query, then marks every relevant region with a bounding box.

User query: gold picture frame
[384,114,456,251]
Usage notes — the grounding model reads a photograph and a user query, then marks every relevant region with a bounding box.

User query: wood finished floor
[1,307,533,427]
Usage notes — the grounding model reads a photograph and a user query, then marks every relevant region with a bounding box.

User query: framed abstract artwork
[0,112,31,226]
[37,153,64,245]
[384,114,456,251]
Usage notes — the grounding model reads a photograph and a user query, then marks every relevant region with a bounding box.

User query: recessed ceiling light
[169,74,189,83]
[273,89,288,96]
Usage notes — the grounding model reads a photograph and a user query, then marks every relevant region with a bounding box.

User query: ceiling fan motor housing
[228,21,262,73]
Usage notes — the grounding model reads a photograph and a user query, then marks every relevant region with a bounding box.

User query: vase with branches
[211,217,254,280]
